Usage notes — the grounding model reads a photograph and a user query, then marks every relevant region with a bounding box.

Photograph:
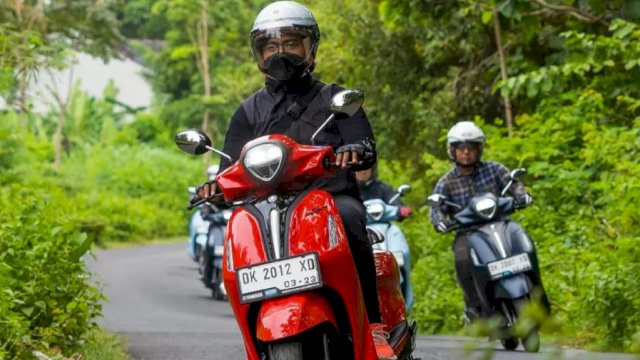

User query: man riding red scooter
[176,88,418,360]
[179,2,419,359]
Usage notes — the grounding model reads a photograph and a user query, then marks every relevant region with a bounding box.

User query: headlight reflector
[243,143,284,182]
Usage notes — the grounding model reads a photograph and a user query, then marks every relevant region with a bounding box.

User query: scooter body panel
[367,212,414,311]
[188,210,209,260]
[374,250,406,329]
[222,190,378,360]
[256,293,338,341]
[467,220,543,314]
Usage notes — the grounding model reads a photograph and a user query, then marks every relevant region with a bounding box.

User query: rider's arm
[219,105,254,173]
[429,178,449,226]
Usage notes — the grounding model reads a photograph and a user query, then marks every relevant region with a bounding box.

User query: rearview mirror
[175,129,232,161]
[329,89,364,116]
[175,129,212,155]
[427,194,446,207]
[397,184,411,196]
[312,88,365,145]
[510,168,526,180]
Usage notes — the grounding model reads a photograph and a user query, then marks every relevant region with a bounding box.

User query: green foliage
[0,186,103,359]
[0,84,204,356]
[55,142,203,244]
[77,329,129,360]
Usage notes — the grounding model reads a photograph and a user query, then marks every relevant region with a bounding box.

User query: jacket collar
[265,73,314,96]
[453,162,483,177]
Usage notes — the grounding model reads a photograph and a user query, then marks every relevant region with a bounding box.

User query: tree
[0,0,122,169]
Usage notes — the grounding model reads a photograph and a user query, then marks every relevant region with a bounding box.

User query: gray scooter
[428,168,550,352]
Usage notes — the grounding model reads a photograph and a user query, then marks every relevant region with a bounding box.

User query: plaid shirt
[429,161,528,226]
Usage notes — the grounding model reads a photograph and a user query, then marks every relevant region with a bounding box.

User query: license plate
[488,253,532,279]
[237,253,322,304]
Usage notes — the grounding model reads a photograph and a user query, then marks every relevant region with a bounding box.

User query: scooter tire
[513,298,541,353]
[267,342,303,360]
[199,248,213,289]
[211,270,226,301]
[501,337,519,351]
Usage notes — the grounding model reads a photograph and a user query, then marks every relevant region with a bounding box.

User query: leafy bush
[395,91,640,352]
[0,185,102,359]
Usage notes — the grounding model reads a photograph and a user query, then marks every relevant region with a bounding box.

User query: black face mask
[262,53,307,81]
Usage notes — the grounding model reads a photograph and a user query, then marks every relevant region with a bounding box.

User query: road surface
[87,243,637,360]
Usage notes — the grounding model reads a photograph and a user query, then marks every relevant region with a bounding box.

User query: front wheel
[267,342,303,360]
[513,297,541,353]
[266,327,347,360]
[211,268,226,301]
[501,337,518,350]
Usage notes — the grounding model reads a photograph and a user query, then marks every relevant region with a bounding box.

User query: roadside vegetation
[0,0,638,358]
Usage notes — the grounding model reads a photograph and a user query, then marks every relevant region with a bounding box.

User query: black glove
[336,143,365,155]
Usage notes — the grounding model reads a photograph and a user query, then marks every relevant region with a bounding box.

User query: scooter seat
[367,227,385,245]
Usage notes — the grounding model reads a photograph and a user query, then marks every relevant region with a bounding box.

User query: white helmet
[250,1,320,77]
[206,164,219,180]
[446,121,485,161]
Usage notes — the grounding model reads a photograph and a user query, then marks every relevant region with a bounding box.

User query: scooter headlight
[242,142,285,182]
[472,196,497,220]
[222,209,232,221]
[366,203,384,221]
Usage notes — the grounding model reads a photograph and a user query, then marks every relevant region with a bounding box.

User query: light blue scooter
[187,187,210,262]
[364,184,414,312]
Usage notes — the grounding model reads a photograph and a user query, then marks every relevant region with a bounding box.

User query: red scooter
[176,89,418,360]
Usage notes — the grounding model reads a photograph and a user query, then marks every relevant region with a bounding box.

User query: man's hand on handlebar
[335,144,364,169]
[196,179,218,199]
[188,180,221,209]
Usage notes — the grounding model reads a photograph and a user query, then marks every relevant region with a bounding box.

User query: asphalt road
[87,243,637,360]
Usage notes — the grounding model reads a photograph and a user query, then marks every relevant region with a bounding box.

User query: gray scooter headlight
[471,195,497,220]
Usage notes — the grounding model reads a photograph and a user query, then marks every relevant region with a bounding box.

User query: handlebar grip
[446,223,462,233]
[187,197,208,210]
[513,203,527,210]
[187,193,224,210]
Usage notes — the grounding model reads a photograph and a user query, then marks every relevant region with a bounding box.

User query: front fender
[494,274,533,300]
[256,293,337,341]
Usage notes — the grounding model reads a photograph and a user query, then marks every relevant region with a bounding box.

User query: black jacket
[218,75,376,197]
[358,179,401,206]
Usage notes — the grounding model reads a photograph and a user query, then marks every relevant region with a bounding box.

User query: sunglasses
[451,142,480,151]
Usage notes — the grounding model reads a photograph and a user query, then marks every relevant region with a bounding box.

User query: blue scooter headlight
[366,202,384,221]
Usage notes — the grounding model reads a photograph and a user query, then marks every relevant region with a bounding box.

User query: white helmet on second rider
[446,121,485,161]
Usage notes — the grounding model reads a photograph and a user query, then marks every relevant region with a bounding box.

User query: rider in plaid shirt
[429,121,532,322]
[429,161,529,226]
